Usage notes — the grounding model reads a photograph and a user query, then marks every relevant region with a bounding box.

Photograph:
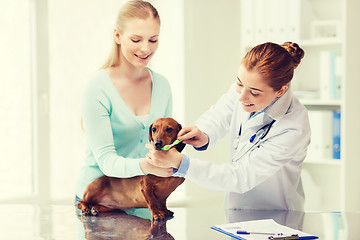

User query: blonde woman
[75,0,172,206]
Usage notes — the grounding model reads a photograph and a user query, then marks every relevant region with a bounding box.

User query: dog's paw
[90,207,98,216]
[164,209,174,218]
[81,208,91,216]
[77,201,92,216]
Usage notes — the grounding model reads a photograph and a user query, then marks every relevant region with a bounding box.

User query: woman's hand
[145,143,183,169]
[139,158,173,177]
[177,125,209,148]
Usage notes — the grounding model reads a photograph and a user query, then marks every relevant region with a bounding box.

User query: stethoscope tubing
[232,120,276,164]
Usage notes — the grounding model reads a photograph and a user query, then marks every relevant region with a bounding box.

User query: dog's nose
[155,141,163,150]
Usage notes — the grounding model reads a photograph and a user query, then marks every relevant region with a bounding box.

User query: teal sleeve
[81,82,144,178]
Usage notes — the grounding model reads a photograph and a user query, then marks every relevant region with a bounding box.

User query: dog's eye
[165,128,173,133]
[152,127,157,133]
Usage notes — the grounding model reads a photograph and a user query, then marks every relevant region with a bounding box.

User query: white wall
[0,0,33,200]
[183,0,241,207]
[148,0,185,123]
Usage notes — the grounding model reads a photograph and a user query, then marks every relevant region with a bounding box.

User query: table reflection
[76,208,174,240]
[1,204,359,239]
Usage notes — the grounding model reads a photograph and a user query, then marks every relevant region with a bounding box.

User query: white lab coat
[185,82,310,211]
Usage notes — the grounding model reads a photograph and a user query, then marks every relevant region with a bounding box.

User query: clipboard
[211,219,318,240]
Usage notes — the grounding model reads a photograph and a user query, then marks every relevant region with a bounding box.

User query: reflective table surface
[1,204,359,239]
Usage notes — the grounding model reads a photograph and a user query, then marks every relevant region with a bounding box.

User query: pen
[237,230,283,235]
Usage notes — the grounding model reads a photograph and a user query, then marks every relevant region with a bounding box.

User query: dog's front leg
[159,199,174,218]
[141,189,165,221]
[141,181,165,221]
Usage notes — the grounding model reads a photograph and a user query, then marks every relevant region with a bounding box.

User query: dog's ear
[148,123,153,142]
[175,141,186,153]
[177,123,182,132]
[175,123,186,152]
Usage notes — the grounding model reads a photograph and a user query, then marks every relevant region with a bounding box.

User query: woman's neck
[110,62,148,83]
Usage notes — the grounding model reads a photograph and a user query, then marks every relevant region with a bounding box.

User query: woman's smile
[135,53,151,61]
[242,102,254,108]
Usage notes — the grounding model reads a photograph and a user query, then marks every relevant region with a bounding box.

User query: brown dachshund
[77,118,186,221]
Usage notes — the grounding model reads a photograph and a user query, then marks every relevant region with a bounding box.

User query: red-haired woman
[146,42,310,211]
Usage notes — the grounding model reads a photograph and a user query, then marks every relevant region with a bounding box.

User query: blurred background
[1,0,359,213]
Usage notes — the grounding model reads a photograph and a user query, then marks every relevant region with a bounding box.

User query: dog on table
[77,118,186,221]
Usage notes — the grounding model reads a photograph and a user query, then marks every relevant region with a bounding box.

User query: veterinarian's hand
[177,125,209,148]
[145,144,183,170]
[140,158,173,177]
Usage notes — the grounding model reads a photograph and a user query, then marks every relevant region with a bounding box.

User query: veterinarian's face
[117,17,160,68]
[236,64,287,113]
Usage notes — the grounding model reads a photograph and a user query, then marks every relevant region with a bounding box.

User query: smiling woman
[75,0,176,205]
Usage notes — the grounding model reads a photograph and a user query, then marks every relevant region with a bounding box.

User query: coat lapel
[232,89,293,163]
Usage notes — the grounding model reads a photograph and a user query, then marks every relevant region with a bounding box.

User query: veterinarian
[146,42,311,211]
[75,0,174,206]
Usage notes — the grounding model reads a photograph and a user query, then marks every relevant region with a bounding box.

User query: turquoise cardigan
[76,68,172,198]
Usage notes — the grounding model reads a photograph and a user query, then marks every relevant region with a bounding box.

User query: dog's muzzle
[154,140,163,150]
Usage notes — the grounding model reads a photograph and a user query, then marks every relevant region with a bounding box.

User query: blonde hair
[102,0,160,69]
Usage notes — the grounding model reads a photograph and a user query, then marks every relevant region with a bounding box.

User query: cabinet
[240,0,360,211]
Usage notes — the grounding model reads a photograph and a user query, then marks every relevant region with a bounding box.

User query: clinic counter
[2,204,359,239]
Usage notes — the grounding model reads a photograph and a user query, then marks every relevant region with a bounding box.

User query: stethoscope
[232,119,276,165]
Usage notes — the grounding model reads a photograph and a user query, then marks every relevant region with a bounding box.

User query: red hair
[241,42,304,91]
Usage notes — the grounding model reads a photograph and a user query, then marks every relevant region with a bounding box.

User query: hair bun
[281,42,304,69]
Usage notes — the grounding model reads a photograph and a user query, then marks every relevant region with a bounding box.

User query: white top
[185,82,311,211]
